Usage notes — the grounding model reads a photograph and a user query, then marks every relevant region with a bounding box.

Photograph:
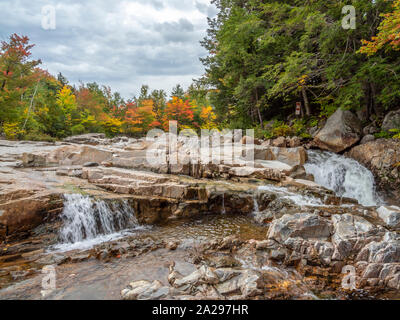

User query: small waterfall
[54,194,141,251]
[221,193,226,214]
[258,185,324,207]
[305,150,382,207]
[253,196,260,214]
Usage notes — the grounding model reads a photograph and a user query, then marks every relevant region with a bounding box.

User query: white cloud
[0,0,217,98]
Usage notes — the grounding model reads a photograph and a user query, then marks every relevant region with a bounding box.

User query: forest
[1,0,400,141]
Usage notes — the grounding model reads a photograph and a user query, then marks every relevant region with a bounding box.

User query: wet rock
[287,137,302,148]
[121,280,170,300]
[268,213,333,244]
[309,126,320,138]
[83,162,99,167]
[347,139,400,198]
[238,270,263,298]
[270,147,308,167]
[332,214,380,261]
[63,133,106,145]
[289,165,314,181]
[314,108,362,153]
[0,192,63,241]
[376,206,400,229]
[70,252,92,263]
[357,237,400,264]
[360,135,375,145]
[36,254,68,266]
[250,145,276,161]
[165,241,179,251]
[21,153,47,167]
[241,136,262,145]
[228,166,282,181]
[206,255,240,268]
[219,236,244,250]
[269,248,288,261]
[272,137,286,147]
[382,109,400,132]
[22,145,113,167]
[56,166,83,178]
[363,123,379,136]
[362,263,383,279]
[172,265,219,291]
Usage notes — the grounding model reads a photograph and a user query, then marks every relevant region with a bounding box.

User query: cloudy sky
[0,0,217,98]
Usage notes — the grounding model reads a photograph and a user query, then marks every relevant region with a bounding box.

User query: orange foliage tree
[359,0,400,55]
[124,99,159,135]
[162,96,195,130]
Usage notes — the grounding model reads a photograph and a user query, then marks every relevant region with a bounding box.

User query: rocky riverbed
[0,134,400,300]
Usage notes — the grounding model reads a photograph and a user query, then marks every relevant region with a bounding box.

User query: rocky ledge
[347,139,400,200]
[0,135,399,300]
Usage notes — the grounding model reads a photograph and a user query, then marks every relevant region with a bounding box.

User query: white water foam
[51,194,148,252]
[305,150,382,207]
[258,185,325,207]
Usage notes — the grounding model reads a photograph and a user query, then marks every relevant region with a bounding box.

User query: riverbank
[0,135,400,300]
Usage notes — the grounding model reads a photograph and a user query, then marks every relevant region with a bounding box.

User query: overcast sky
[0,0,217,98]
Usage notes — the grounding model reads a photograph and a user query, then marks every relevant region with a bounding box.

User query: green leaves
[200,0,400,126]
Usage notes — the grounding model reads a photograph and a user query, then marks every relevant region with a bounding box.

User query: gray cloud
[0,0,217,98]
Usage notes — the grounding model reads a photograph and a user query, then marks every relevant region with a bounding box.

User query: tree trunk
[370,83,380,116]
[1,67,10,91]
[363,82,371,120]
[255,88,263,127]
[302,87,311,116]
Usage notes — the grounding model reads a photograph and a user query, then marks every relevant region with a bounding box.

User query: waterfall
[253,196,260,214]
[53,194,143,251]
[221,193,226,214]
[304,150,382,207]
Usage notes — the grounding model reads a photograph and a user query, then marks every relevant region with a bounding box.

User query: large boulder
[314,109,362,153]
[376,206,400,229]
[382,109,400,132]
[269,147,307,167]
[23,145,114,167]
[331,214,380,261]
[0,191,63,241]
[267,212,333,244]
[347,139,400,198]
[121,280,169,300]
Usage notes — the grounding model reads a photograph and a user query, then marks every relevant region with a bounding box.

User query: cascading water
[53,194,144,252]
[304,150,382,207]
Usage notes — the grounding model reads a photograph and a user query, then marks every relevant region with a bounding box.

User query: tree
[359,0,400,55]
[0,34,41,130]
[57,72,69,87]
[56,85,78,130]
[171,84,185,99]
[124,99,158,135]
[199,0,399,127]
[163,96,195,130]
[150,89,167,121]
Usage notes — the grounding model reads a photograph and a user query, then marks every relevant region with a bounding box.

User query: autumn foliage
[0,33,218,140]
[360,0,400,55]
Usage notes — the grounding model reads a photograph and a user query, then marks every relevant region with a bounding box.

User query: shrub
[390,128,400,139]
[23,132,57,142]
[2,123,25,140]
[71,124,86,136]
[374,131,392,139]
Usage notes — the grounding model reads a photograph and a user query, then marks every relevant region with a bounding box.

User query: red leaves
[162,96,195,130]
